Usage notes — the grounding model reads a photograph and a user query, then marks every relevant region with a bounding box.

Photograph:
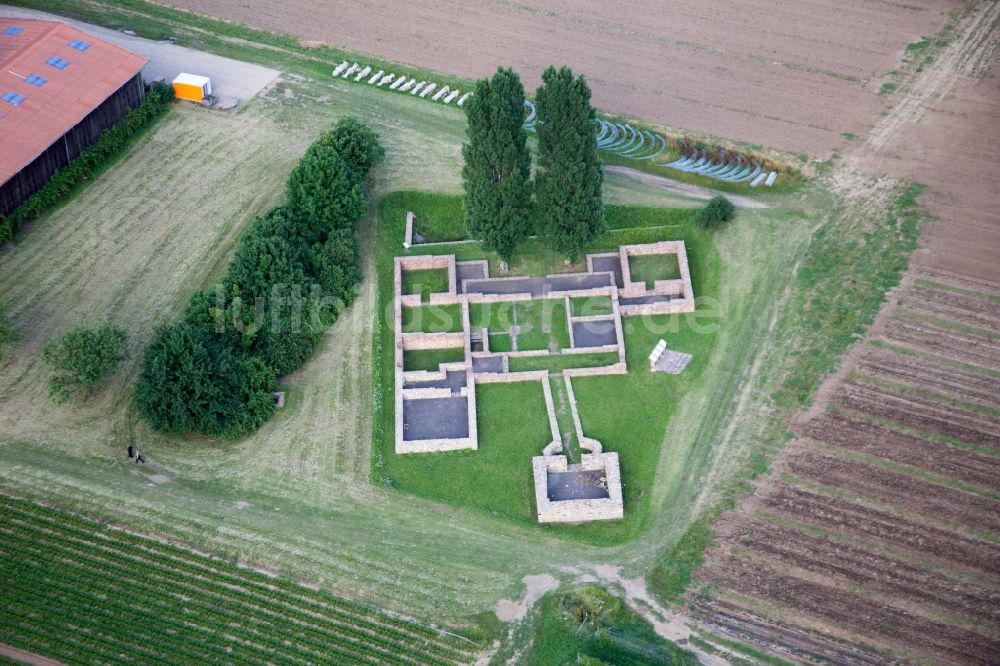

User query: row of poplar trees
[462,66,604,268]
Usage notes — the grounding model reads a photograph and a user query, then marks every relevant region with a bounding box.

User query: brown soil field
[832,382,1000,448]
[787,449,1000,533]
[802,413,1000,490]
[763,484,999,576]
[699,554,1000,665]
[696,275,1000,662]
[728,518,1000,625]
[856,347,999,406]
[851,2,1000,284]
[159,0,957,156]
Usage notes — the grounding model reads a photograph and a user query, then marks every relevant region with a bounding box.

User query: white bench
[420,83,437,98]
[457,92,472,106]
[354,66,372,82]
[648,339,667,370]
[432,85,450,101]
[444,90,460,104]
[411,81,426,95]
[367,70,384,84]
[331,62,348,77]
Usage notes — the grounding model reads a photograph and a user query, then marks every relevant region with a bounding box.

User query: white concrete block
[411,81,426,95]
[444,90,460,104]
[399,78,416,91]
[457,92,472,106]
[420,82,437,98]
[389,77,406,90]
[368,69,384,84]
[331,61,348,77]
[432,85,449,101]
[378,73,395,86]
[354,66,372,82]
[343,63,360,78]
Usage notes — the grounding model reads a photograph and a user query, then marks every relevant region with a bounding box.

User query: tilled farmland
[694,277,1000,664]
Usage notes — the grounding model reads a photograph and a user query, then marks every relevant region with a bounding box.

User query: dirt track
[158,0,955,156]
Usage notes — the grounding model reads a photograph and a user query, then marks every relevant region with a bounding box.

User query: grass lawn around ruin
[401,303,464,333]
[373,191,721,543]
[628,253,682,288]
[403,347,465,372]
[401,268,449,302]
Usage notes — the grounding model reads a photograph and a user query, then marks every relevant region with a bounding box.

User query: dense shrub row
[135,118,384,437]
[0,82,175,244]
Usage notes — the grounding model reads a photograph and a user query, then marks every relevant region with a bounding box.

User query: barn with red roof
[0,18,148,215]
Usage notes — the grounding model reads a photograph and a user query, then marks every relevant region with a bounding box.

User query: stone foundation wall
[564,362,627,378]
[616,241,696,314]
[400,331,466,351]
[403,211,414,249]
[532,452,624,523]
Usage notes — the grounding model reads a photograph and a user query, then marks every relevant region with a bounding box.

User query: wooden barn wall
[0,73,147,217]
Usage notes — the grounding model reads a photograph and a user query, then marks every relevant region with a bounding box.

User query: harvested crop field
[159,0,956,156]
[692,276,1000,665]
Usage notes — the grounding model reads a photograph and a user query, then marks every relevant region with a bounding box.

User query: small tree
[318,117,385,178]
[697,195,736,228]
[535,65,604,263]
[43,324,127,402]
[461,67,533,268]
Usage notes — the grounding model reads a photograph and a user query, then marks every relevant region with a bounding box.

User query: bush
[134,322,276,438]
[286,145,366,242]
[0,83,174,244]
[226,214,308,297]
[42,325,127,403]
[135,118,381,438]
[309,228,361,306]
[318,117,385,178]
[697,195,736,228]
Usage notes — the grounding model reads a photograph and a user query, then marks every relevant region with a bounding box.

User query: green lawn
[401,268,449,302]
[403,347,465,372]
[487,333,514,353]
[385,381,552,520]
[508,352,619,373]
[468,301,514,333]
[401,191,468,242]
[628,253,681,287]
[401,303,463,333]
[374,191,720,542]
[513,299,571,352]
[570,295,614,317]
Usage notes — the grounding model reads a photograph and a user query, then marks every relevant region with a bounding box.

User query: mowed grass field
[0,3,947,662]
[0,70,719,621]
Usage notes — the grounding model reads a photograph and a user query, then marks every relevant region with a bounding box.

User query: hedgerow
[134,117,383,438]
[0,82,174,244]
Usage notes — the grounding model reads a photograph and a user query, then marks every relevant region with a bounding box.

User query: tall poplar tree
[535,66,604,262]
[462,67,532,268]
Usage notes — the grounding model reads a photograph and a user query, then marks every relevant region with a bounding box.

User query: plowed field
[160,0,956,156]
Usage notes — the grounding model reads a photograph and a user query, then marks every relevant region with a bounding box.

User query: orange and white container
[171,73,211,102]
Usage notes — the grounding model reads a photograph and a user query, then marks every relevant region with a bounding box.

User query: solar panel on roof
[2,26,23,36]
[2,91,26,106]
[46,56,70,70]
[68,39,91,52]
[25,74,47,87]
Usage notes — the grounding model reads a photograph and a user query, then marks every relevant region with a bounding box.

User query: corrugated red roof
[0,18,148,184]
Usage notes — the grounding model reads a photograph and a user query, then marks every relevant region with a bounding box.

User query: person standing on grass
[134,450,144,464]
[127,444,134,459]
